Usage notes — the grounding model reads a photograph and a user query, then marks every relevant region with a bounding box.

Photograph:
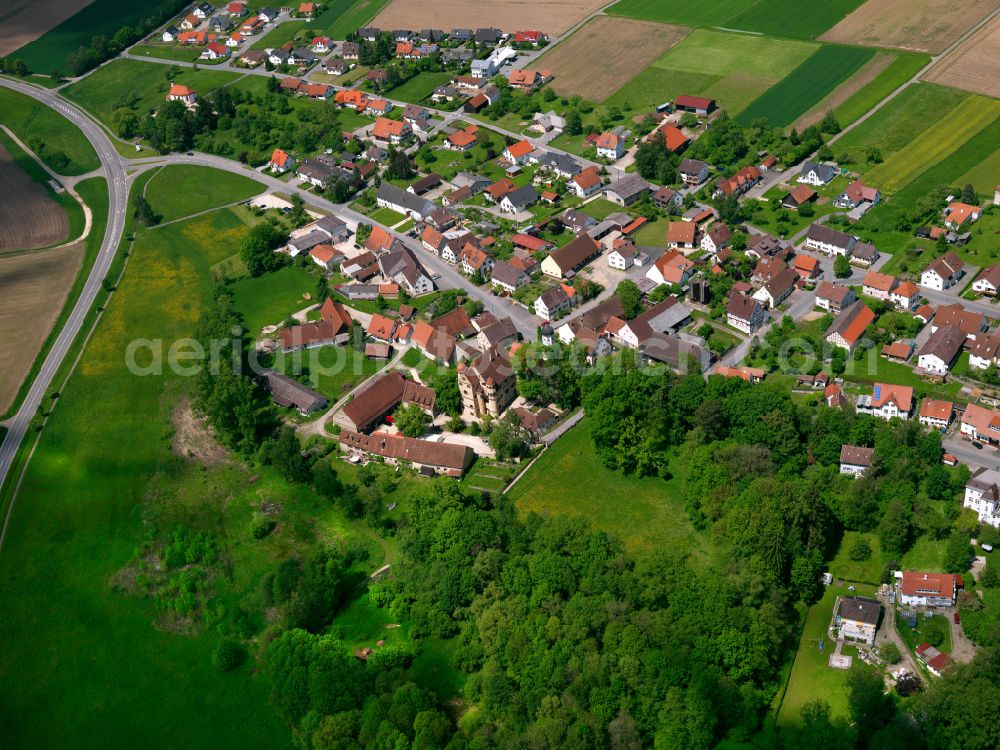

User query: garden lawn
[250,21,309,50]
[777,582,877,730]
[833,53,929,127]
[387,71,453,104]
[609,0,863,39]
[633,217,670,247]
[145,165,265,223]
[581,197,625,220]
[268,345,385,402]
[63,59,240,127]
[369,206,405,225]
[0,197,293,748]
[828,532,883,583]
[230,263,319,334]
[12,0,181,74]
[862,95,1000,194]
[901,536,949,571]
[832,83,968,168]
[737,45,875,127]
[0,87,99,175]
[605,29,817,116]
[508,419,710,559]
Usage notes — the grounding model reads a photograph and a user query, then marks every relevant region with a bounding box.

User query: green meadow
[0,87,99,174]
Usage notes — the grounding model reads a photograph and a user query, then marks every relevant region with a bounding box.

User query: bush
[250,513,276,539]
[922,618,946,648]
[849,538,872,562]
[212,639,247,672]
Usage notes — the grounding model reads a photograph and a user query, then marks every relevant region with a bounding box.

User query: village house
[490,260,529,293]
[371,117,411,144]
[458,345,517,421]
[267,148,294,174]
[839,445,874,477]
[541,234,602,279]
[727,294,768,334]
[972,264,1000,296]
[166,83,197,107]
[610,297,692,349]
[753,266,798,309]
[836,597,880,646]
[964,464,1000,526]
[679,158,708,187]
[890,280,919,309]
[714,165,761,198]
[700,223,731,255]
[944,201,981,229]
[793,254,820,280]
[835,180,881,209]
[856,382,913,421]
[376,183,435,220]
[918,398,954,429]
[862,271,897,300]
[507,68,552,91]
[815,281,855,313]
[666,221,698,251]
[716,366,766,383]
[646,249,694,288]
[798,160,838,186]
[445,124,478,151]
[499,185,539,214]
[899,571,960,608]
[608,241,642,270]
[595,132,625,160]
[566,166,601,199]
[410,320,456,364]
[782,185,816,210]
[805,223,856,256]
[651,186,682,212]
[917,325,965,375]
[920,251,964,291]
[825,300,875,353]
[534,285,572,319]
[460,244,493,277]
[339,430,474,477]
[503,139,533,165]
[969,332,1000,370]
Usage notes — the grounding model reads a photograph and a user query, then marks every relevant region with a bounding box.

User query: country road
[0,78,128,549]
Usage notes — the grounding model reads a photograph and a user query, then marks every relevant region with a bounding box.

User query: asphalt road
[0,78,128,542]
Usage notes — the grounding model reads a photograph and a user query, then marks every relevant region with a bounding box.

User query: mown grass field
[250,21,309,50]
[145,165,264,223]
[832,83,968,167]
[958,148,1000,196]
[605,29,817,115]
[737,45,875,127]
[386,71,454,104]
[129,43,204,64]
[0,169,300,748]
[863,95,1000,193]
[63,59,240,127]
[832,52,929,126]
[230,263,319,334]
[325,0,392,39]
[0,87,99,174]
[12,0,178,73]
[507,419,710,559]
[608,0,862,39]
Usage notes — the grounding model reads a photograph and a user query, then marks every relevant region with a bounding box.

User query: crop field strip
[607,0,864,39]
[863,95,1000,194]
[534,16,690,103]
[820,0,999,55]
[792,52,896,130]
[924,13,1000,99]
[602,28,816,116]
[736,45,876,127]
[0,0,93,56]
[829,53,929,127]
[372,0,612,37]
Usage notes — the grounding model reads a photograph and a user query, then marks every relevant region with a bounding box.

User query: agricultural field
[11,0,181,74]
[608,0,863,39]
[371,0,610,37]
[0,87,99,175]
[924,13,1000,99]
[326,0,392,39]
[507,419,710,559]
[604,29,817,116]
[0,246,83,412]
[144,165,264,224]
[0,144,69,252]
[793,52,896,129]
[821,0,998,55]
[828,53,929,128]
[535,16,689,103]
[0,188,306,747]
[737,44,875,127]
[63,59,240,128]
[0,0,92,56]
[831,83,969,168]
[957,148,1000,196]
[862,95,1000,193]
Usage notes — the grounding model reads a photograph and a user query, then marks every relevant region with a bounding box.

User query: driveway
[875,594,927,687]
[948,608,977,664]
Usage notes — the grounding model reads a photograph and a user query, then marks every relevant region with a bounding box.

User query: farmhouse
[753,267,797,309]
[920,251,964,290]
[890,280,919,309]
[815,281,855,313]
[862,271,897,300]
[917,325,965,375]
[931,303,987,340]
[839,445,874,477]
[611,298,692,349]
[339,430,473,477]
[655,124,689,154]
[334,370,436,433]
[899,571,960,608]
[781,185,816,209]
[666,221,697,251]
[836,597,880,646]
[376,183,435,220]
[727,294,768,334]
[278,298,353,352]
[490,260,529,293]
[541,235,602,279]
[793,254,820,280]
[824,300,875,353]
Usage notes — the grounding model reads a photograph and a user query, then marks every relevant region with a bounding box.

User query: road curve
[0,79,128,545]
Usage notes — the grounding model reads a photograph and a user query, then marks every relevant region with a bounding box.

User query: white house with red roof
[166,83,197,107]
[856,382,913,421]
[569,166,602,198]
[595,132,624,160]
[268,148,294,174]
[503,140,533,165]
[897,571,960,608]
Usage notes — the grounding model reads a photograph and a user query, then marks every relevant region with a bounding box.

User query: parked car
[982,543,994,552]
[954,612,960,624]
[972,441,984,449]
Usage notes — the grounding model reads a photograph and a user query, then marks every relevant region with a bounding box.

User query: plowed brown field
[925,14,1000,98]
[0,145,69,252]
[0,0,94,56]
[372,0,608,37]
